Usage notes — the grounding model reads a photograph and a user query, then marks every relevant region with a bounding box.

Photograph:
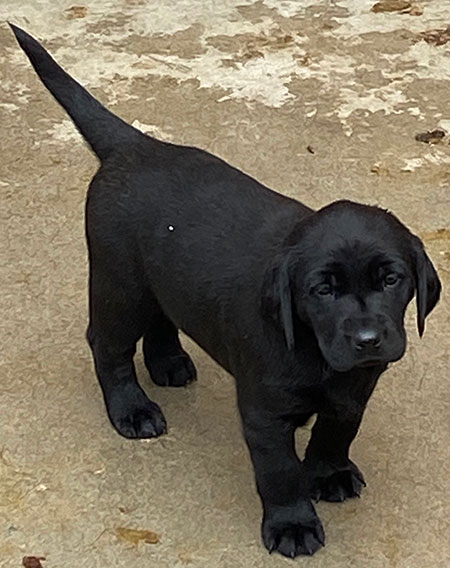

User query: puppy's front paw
[147,352,197,387]
[262,502,325,558]
[106,386,167,439]
[307,459,366,502]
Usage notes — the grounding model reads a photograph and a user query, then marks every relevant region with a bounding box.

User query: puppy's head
[262,201,441,373]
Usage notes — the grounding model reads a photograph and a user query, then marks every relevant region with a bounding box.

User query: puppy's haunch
[10,24,441,559]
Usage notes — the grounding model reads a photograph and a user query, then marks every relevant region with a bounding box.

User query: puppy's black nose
[354,329,381,351]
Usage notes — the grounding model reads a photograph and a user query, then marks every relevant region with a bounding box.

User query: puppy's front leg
[304,413,367,502]
[304,371,380,502]
[239,403,324,558]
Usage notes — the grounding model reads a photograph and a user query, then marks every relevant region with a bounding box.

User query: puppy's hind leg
[87,266,167,439]
[142,301,196,387]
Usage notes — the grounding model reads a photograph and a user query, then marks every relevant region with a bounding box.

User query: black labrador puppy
[11,25,441,558]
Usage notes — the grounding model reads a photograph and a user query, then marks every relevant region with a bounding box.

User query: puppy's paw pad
[309,466,366,503]
[263,511,324,558]
[148,353,197,387]
[110,400,167,439]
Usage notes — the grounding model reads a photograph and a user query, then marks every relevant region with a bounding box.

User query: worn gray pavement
[1,1,449,566]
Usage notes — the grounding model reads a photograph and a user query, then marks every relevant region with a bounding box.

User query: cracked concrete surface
[0,1,449,566]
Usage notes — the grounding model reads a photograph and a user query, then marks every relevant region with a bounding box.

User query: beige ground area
[1,1,449,566]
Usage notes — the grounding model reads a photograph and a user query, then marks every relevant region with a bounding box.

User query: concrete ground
[1,1,449,566]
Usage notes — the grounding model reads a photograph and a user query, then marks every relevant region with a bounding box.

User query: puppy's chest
[276,362,329,411]
[281,364,362,416]
[315,371,379,420]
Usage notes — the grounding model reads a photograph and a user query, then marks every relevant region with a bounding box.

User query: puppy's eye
[383,273,399,287]
[315,283,333,296]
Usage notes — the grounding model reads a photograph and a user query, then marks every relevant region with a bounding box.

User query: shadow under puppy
[10,25,441,559]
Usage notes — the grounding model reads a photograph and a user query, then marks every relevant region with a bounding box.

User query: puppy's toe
[148,352,197,387]
[107,389,167,439]
[263,517,324,558]
[308,461,366,503]
[114,405,167,439]
[262,501,325,558]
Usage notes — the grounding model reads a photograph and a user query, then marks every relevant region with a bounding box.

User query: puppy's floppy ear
[261,251,295,350]
[411,236,441,337]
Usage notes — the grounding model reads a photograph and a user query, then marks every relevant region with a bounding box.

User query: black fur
[11,25,441,558]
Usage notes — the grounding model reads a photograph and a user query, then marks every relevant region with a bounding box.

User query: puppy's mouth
[326,357,388,373]
[356,359,383,368]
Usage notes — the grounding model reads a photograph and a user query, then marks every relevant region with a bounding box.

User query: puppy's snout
[353,329,382,351]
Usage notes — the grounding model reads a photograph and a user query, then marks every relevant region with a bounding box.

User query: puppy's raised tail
[9,24,144,161]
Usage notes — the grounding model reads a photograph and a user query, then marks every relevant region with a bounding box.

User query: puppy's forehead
[296,201,413,272]
[304,202,410,252]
